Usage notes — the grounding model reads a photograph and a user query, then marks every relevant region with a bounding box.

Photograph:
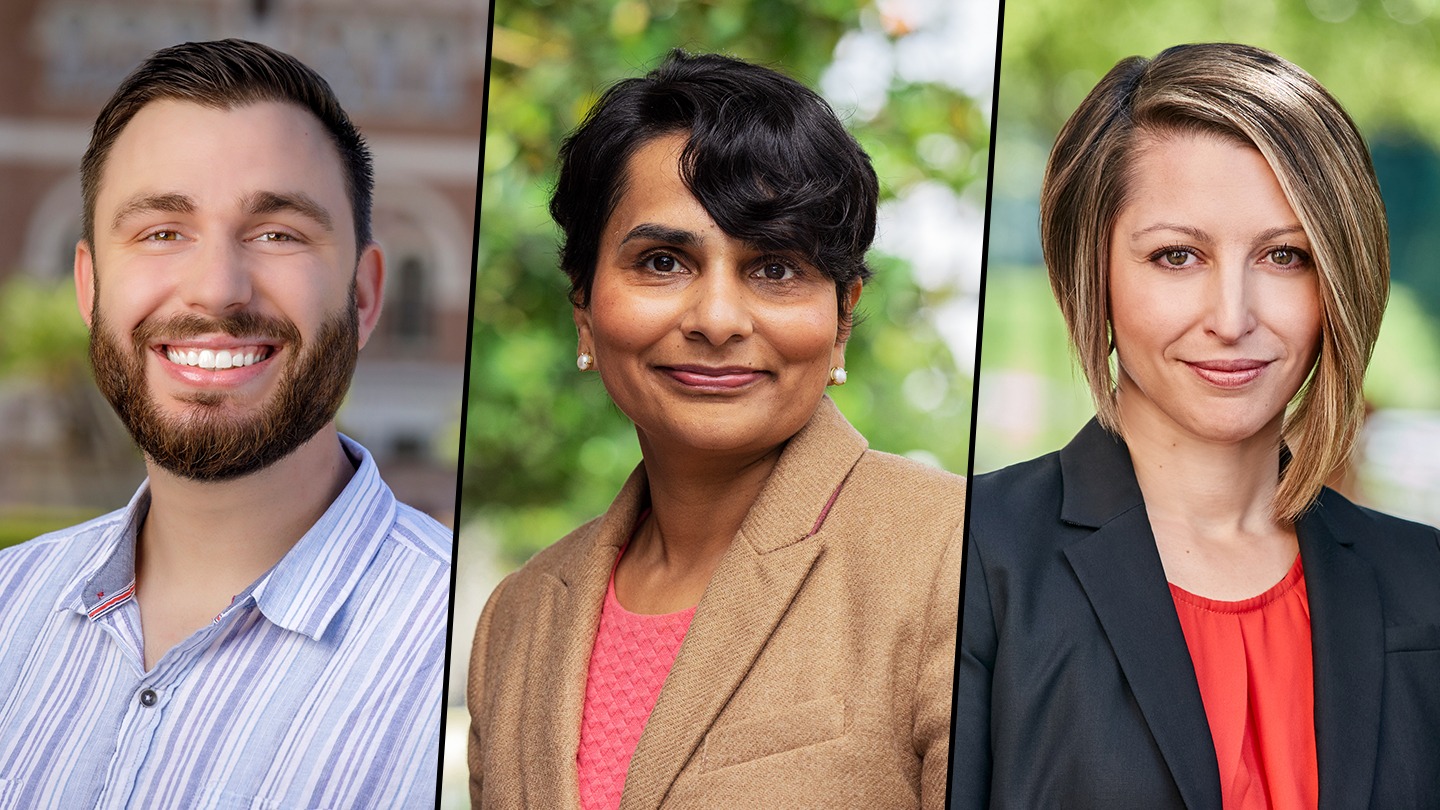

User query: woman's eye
[1158,249,1192,267]
[644,254,678,273]
[1269,247,1307,267]
[757,262,796,280]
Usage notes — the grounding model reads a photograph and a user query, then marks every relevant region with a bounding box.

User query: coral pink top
[1169,556,1318,809]
[576,563,696,810]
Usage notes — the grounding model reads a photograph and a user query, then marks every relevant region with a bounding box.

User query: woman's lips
[661,365,767,390]
[1185,359,1270,388]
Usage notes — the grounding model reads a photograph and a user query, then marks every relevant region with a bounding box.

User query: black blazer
[952,420,1440,809]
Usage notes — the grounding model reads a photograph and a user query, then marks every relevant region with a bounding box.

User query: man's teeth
[165,347,269,369]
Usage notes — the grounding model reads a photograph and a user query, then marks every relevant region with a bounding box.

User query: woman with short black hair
[469,51,963,809]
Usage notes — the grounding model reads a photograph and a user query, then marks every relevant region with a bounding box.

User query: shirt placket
[89,598,243,810]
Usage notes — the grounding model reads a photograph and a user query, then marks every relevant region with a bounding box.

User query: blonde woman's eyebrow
[1127,223,1305,243]
[1127,222,1209,241]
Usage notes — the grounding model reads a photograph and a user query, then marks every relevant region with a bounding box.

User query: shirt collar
[250,434,398,639]
[58,434,398,641]
[61,483,151,618]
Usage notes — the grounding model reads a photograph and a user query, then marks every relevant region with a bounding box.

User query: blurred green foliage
[0,508,103,552]
[998,0,1440,139]
[0,276,113,539]
[0,275,89,385]
[467,0,988,567]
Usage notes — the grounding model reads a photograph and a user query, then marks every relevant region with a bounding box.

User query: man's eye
[256,232,295,243]
[146,231,181,242]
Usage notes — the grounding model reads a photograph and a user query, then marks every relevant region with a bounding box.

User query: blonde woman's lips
[661,365,766,390]
[1185,358,1270,388]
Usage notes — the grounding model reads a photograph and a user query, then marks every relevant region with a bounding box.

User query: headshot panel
[450,0,996,806]
[959,2,1440,806]
[0,2,482,532]
[0,4,485,806]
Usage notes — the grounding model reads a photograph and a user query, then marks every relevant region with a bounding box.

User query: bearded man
[0,39,451,807]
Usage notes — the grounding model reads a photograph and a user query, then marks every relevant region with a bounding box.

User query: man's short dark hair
[81,38,373,255]
[551,50,879,315]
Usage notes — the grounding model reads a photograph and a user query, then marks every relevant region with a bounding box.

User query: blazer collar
[1057,418,1146,528]
[1058,419,1222,808]
[520,467,647,808]
[621,396,868,808]
[1296,497,1382,809]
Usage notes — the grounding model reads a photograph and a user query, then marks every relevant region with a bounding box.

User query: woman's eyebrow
[620,223,699,247]
[1127,223,1306,243]
[1128,222,1209,241]
[1253,224,1307,242]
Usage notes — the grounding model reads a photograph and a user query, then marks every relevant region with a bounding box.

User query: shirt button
[139,689,158,707]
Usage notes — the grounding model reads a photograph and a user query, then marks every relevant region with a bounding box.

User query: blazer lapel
[1058,421,1222,809]
[522,468,646,808]
[619,398,868,809]
[1298,501,1382,809]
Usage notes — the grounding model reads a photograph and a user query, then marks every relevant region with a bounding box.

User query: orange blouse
[1169,556,1318,809]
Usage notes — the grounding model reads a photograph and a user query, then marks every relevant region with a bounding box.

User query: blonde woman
[955,43,1440,808]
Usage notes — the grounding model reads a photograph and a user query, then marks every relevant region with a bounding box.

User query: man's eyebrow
[110,193,195,232]
[242,191,335,231]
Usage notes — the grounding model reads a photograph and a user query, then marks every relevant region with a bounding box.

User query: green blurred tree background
[978,0,1440,527]
[466,0,992,570]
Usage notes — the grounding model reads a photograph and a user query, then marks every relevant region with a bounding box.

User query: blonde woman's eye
[1270,247,1306,267]
[1150,247,1195,268]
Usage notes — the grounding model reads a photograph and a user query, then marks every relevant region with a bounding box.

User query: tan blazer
[467,398,963,809]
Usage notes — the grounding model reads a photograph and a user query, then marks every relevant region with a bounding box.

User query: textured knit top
[576,565,696,810]
[1170,555,1318,809]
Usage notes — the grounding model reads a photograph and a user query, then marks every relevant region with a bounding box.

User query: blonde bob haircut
[1041,43,1388,522]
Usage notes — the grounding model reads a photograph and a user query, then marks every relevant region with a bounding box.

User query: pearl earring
[577,353,594,371]
[829,366,847,386]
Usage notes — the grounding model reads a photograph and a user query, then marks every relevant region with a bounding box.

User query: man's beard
[89,293,360,482]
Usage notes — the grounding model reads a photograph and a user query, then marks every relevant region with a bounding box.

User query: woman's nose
[1203,261,1258,343]
[679,269,753,345]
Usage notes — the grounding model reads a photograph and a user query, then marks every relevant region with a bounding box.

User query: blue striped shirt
[0,435,451,809]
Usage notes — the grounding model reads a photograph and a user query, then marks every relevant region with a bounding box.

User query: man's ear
[354,243,385,349]
[74,240,96,329]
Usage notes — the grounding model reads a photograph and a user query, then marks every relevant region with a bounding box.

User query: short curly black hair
[550,50,878,316]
